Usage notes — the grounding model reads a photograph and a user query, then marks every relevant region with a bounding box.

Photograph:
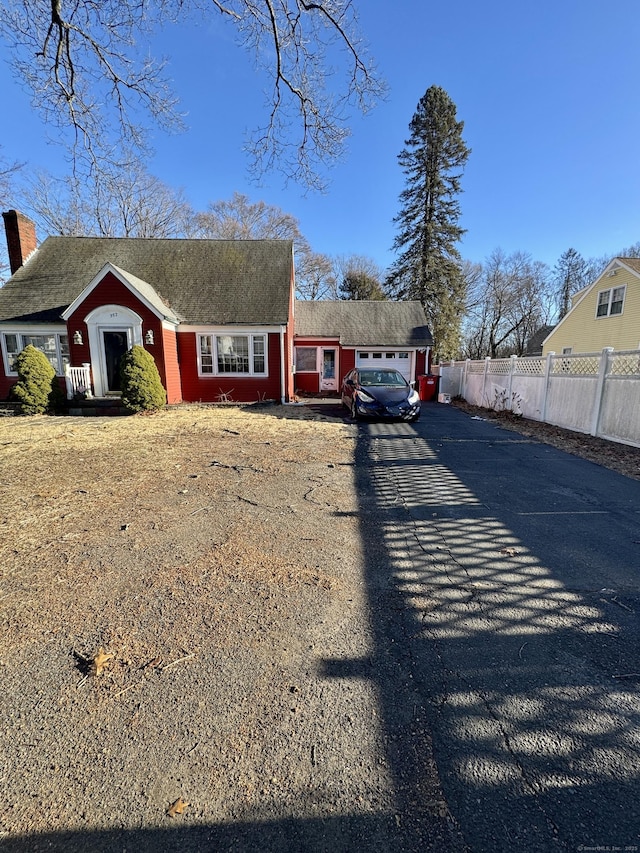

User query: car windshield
[359,370,407,387]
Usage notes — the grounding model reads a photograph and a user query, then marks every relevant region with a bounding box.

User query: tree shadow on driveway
[336,405,640,852]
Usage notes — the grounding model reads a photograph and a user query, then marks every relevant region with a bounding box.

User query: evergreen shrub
[120,345,167,413]
[13,345,64,415]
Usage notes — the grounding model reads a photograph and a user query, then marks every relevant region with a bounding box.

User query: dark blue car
[341,368,421,422]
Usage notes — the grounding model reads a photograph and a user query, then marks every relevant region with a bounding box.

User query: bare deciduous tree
[0,1,383,188]
[462,249,552,359]
[0,149,24,282]
[333,254,386,300]
[194,192,335,298]
[23,159,194,238]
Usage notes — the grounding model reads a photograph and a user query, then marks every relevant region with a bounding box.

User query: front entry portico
[85,304,143,397]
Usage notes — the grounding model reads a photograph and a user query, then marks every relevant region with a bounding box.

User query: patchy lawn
[0,405,398,846]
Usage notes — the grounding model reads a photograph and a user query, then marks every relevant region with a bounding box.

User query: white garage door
[356,350,412,381]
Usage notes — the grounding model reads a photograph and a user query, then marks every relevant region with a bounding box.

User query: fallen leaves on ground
[91,648,114,676]
[167,797,189,817]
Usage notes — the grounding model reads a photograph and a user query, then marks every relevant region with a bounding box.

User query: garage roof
[294,300,433,348]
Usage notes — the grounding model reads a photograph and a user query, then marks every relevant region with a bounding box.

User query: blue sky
[2,0,640,275]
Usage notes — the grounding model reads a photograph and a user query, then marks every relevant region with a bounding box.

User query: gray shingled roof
[294,300,433,347]
[0,236,293,325]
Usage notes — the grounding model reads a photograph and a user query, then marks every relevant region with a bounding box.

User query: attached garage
[355,350,412,381]
[294,300,433,395]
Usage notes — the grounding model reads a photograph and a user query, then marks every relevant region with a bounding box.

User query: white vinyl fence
[438,348,640,448]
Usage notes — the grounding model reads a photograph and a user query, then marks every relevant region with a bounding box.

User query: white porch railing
[64,363,93,400]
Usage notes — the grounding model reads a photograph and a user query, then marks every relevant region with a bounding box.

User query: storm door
[320,348,338,392]
[103,330,128,393]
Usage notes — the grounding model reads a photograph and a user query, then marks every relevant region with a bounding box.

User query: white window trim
[197,331,269,377]
[1,327,69,377]
[595,285,626,318]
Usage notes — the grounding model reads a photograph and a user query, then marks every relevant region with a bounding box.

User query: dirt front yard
[0,405,409,851]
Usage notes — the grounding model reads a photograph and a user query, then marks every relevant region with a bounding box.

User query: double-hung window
[198,333,267,376]
[596,286,626,317]
[1,331,70,376]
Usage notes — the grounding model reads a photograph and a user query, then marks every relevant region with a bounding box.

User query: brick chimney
[3,210,38,275]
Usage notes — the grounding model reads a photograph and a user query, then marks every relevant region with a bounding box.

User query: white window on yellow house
[596,286,626,318]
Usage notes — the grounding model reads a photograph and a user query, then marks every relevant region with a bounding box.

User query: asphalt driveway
[353,401,640,852]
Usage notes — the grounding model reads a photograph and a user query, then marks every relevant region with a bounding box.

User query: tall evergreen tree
[387,85,470,359]
[554,248,588,319]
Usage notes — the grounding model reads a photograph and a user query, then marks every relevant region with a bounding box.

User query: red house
[0,211,295,406]
[0,211,433,408]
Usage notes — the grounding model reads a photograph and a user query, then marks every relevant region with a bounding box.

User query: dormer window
[596,285,625,318]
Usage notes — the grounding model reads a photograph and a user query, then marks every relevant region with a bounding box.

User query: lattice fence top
[486,360,511,375]
[514,358,545,375]
[607,351,640,377]
[551,353,600,376]
[453,349,640,379]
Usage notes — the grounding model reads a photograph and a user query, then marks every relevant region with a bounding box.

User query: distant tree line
[2,126,638,361]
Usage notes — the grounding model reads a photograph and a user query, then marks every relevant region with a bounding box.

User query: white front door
[320,348,338,392]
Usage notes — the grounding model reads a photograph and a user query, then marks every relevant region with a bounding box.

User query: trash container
[418,374,438,401]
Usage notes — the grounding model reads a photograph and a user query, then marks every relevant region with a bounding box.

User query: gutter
[280,325,286,404]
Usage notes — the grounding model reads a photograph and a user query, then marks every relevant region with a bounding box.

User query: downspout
[280,325,286,404]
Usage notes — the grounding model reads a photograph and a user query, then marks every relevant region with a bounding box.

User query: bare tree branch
[22,159,195,238]
[0,0,384,188]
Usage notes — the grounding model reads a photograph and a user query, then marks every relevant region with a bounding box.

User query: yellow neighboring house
[543,258,640,355]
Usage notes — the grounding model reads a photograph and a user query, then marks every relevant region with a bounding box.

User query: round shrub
[13,344,64,415]
[120,345,167,413]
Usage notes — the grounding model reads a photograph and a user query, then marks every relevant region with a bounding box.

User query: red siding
[0,370,14,400]
[340,349,356,377]
[293,338,344,396]
[177,331,283,403]
[67,272,169,393]
[162,327,183,404]
[295,373,320,395]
